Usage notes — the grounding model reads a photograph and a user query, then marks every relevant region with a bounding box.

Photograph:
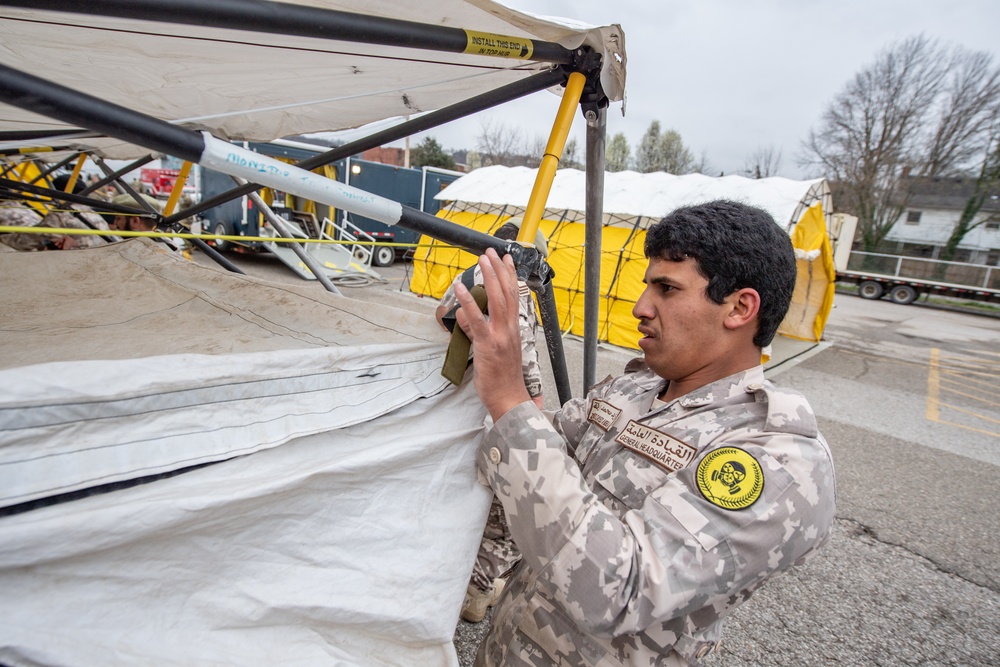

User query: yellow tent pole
[65,153,87,192]
[163,161,193,217]
[517,70,586,247]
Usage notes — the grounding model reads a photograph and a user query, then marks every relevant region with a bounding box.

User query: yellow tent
[410,166,836,349]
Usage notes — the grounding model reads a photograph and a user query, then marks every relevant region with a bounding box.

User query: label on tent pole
[199,134,403,225]
[463,30,534,59]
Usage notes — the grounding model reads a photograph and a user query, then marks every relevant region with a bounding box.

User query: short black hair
[644,199,797,347]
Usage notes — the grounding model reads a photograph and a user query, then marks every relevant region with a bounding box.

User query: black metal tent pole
[0,129,99,143]
[17,0,577,66]
[164,68,566,226]
[90,155,160,215]
[80,155,157,197]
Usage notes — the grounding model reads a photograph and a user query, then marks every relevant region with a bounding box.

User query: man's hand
[454,248,532,422]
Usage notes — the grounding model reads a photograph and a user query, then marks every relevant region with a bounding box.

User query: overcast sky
[383,0,1000,180]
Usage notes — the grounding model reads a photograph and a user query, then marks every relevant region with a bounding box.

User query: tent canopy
[0,0,625,159]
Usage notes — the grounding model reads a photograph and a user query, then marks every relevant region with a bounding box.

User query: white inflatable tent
[0,2,627,665]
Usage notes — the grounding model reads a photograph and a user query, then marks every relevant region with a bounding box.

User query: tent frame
[0,0,613,404]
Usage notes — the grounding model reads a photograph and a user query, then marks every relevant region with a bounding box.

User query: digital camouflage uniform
[439,265,542,398]
[475,361,836,666]
[440,265,542,591]
[0,204,109,251]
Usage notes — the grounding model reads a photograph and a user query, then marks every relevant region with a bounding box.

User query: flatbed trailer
[836,251,1000,305]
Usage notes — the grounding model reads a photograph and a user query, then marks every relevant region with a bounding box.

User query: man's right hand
[454,248,532,422]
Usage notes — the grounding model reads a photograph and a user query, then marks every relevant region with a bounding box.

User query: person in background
[452,200,836,665]
[435,218,548,623]
[109,193,162,233]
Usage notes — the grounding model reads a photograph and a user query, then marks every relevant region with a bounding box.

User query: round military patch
[696,447,764,511]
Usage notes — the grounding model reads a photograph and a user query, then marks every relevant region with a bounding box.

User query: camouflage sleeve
[478,402,835,638]
[518,286,542,398]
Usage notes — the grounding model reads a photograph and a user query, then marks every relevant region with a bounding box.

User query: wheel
[889,284,918,305]
[372,245,395,267]
[858,280,884,300]
[213,222,230,252]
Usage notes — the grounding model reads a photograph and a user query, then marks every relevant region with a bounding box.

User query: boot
[460,577,506,623]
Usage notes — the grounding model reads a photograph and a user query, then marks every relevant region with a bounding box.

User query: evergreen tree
[410,136,456,169]
[606,132,631,172]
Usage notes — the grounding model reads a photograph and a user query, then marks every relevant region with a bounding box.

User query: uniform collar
[675,366,766,408]
[632,364,766,416]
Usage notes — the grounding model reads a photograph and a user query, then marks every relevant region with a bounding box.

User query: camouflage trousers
[470,494,521,593]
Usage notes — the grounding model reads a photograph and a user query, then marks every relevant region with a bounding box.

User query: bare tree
[476,118,525,167]
[690,149,715,176]
[923,50,1000,176]
[742,145,782,178]
[803,36,1000,252]
[606,132,631,172]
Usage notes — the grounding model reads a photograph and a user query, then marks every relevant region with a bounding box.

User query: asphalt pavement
[194,250,1000,666]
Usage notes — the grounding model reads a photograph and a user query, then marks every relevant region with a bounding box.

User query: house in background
[883,176,1000,266]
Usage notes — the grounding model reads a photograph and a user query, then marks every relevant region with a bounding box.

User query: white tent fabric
[0,240,491,666]
[0,0,625,159]
[435,165,830,229]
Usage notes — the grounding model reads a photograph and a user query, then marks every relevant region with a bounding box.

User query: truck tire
[889,285,918,305]
[373,245,395,267]
[858,280,884,300]
[213,222,230,252]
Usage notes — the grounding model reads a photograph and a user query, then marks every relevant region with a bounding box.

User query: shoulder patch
[696,447,764,511]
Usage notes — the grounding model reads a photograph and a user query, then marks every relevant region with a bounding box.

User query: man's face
[632,256,734,383]
[111,216,154,232]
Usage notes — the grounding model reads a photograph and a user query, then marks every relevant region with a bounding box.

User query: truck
[831,213,1000,305]
[198,140,462,266]
[140,168,180,198]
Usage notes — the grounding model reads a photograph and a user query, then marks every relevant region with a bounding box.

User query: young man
[452,200,836,666]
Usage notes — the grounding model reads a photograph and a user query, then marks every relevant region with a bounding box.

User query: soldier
[436,218,547,623]
[452,200,836,666]
[109,193,162,233]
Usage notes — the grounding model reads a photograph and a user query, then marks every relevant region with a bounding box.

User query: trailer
[830,214,1000,305]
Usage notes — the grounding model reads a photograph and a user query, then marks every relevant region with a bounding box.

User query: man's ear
[723,288,760,332]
